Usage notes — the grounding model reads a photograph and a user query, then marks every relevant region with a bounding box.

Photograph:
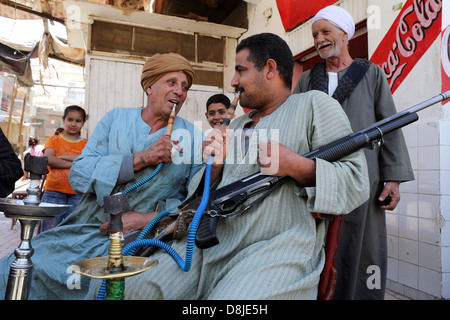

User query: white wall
[85,56,145,137]
[240,0,287,41]
[222,0,287,93]
[85,55,244,136]
[368,0,446,299]
[440,0,450,299]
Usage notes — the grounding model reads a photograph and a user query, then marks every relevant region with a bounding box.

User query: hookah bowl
[0,155,71,300]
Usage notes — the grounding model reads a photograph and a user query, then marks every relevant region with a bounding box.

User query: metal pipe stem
[4,218,39,300]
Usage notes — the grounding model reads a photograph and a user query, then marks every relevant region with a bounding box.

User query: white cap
[312,6,355,40]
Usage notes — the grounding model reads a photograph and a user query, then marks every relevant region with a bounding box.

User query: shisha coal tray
[0,198,71,218]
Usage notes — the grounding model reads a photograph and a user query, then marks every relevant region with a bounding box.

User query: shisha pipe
[2,155,71,300]
[72,193,158,300]
[222,91,240,127]
[166,103,181,156]
[166,103,177,138]
[103,193,130,299]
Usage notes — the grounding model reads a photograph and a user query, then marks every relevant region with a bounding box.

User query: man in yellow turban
[140,52,195,92]
[138,53,196,140]
[0,52,205,300]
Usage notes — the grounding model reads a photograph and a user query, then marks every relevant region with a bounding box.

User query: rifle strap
[310,58,372,104]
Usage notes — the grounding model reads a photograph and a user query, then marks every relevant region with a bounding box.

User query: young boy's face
[205,103,228,127]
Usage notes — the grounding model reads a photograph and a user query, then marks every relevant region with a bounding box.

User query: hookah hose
[122,163,163,195]
[121,152,164,196]
[96,155,215,299]
[125,210,171,256]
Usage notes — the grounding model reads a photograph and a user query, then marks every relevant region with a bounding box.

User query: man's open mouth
[318,42,332,50]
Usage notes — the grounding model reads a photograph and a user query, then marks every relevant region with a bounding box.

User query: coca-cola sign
[371,0,442,93]
[442,25,450,93]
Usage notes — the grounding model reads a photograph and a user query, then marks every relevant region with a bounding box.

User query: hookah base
[72,256,158,279]
[105,278,125,300]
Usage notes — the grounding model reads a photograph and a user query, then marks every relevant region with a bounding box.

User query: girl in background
[22,136,45,180]
[40,105,88,232]
[25,136,44,157]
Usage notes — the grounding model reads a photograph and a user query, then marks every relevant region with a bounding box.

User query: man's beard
[316,41,342,60]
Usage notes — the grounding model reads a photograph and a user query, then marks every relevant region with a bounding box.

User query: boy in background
[205,94,231,128]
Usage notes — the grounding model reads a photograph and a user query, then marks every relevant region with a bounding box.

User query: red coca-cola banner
[442,25,450,93]
[370,0,442,93]
[276,0,336,31]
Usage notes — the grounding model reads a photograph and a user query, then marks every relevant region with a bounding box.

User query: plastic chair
[313,213,344,300]
[10,171,48,234]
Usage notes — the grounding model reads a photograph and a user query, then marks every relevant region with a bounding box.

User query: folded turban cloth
[140,53,195,91]
[312,6,355,40]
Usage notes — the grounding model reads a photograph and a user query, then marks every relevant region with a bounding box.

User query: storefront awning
[276,0,337,31]
[0,41,37,87]
[0,33,85,87]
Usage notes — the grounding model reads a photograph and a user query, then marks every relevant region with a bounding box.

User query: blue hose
[122,163,164,195]
[96,155,214,300]
[137,210,171,240]
[126,210,171,256]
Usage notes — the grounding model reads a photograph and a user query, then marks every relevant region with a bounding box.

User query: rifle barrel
[194,92,450,249]
[352,91,450,139]
[245,92,449,183]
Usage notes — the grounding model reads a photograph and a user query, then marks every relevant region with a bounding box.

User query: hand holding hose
[202,127,228,185]
[133,104,182,171]
[202,127,228,164]
[133,136,181,171]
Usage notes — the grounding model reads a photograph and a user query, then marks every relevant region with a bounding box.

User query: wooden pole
[18,87,30,162]
[6,80,18,140]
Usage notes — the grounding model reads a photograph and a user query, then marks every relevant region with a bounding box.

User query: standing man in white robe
[294,5,414,299]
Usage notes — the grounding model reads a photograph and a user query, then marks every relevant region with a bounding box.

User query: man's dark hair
[206,94,231,111]
[236,33,294,89]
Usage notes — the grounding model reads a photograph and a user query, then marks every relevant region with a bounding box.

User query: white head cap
[312,6,355,40]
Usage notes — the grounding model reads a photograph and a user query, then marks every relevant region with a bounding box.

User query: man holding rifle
[294,5,414,299]
[87,33,370,300]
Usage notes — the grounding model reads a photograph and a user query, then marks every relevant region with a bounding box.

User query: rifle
[133,91,450,256]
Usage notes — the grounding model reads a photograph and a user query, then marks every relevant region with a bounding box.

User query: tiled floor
[385,289,411,300]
